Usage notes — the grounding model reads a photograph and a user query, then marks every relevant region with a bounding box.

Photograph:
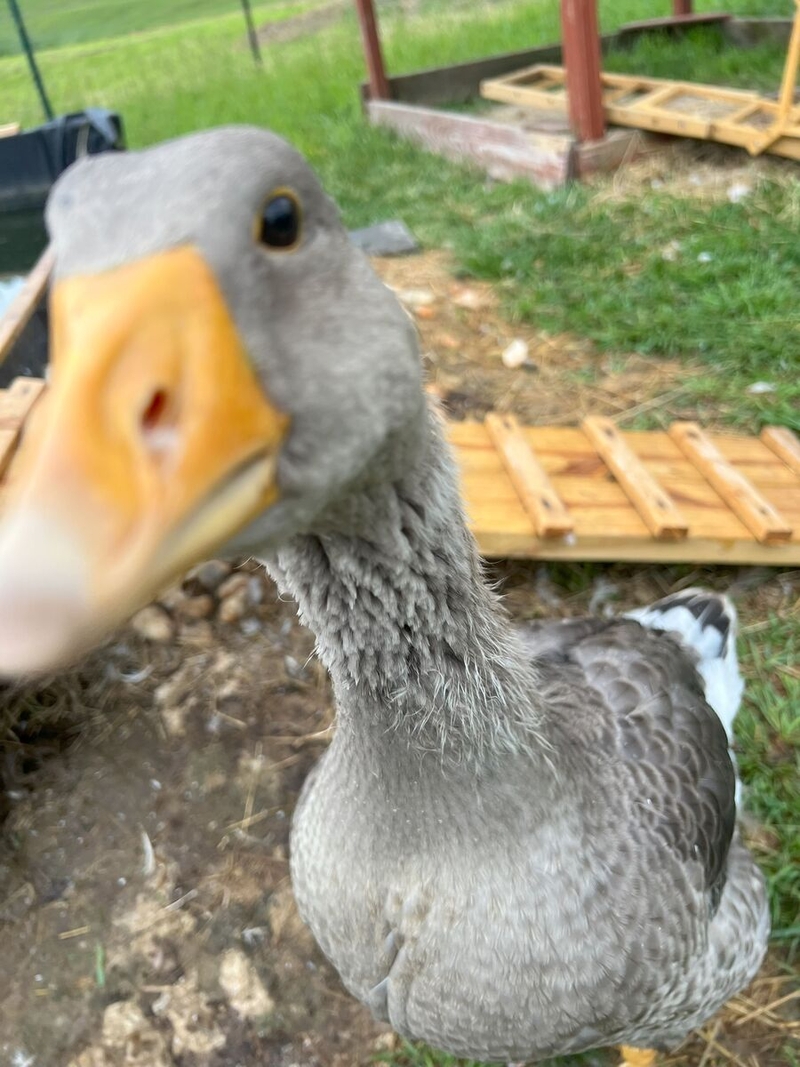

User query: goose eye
[257,193,300,249]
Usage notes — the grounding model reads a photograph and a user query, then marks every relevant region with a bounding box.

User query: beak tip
[0,511,92,677]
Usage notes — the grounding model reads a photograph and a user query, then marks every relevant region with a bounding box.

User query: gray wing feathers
[526,616,737,907]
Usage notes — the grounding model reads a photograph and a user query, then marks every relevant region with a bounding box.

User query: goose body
[279,425,768,1060]
[0,127,769,1061]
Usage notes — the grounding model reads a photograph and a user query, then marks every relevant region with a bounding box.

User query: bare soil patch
[375,250,704,428]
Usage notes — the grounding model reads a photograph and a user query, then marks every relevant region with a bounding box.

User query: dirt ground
[0,252,797,1067]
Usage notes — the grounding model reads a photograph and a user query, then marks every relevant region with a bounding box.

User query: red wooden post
[354,0,391,100]
[673,0,693,14]
[560,0,605,143]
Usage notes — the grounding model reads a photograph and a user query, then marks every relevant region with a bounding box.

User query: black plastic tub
[0,109,124,274]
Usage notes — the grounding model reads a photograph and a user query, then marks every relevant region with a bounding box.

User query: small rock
[395,287,435,309]
[219,948,275,1018]
[181,620,215,647]
[102,1000,149,1044]
[348,219,418,256]
[218,573,250,599]
[415,304,436,320]
[697,251,714,263]
[177,594,214,620]
[160,706,186,737]
[66,1050,106,1067]
[152,973,226,1056]
[746,381,776,395]
[374,1031,400,1052]
[131,605,174,642]
[157,584,186,612]
[248,576,265,605]
[188,559,232,592]
[284,655,306,680]
[219,590,249,625]
[101,1000,172,1065]
[436,332,460,350]
[451,286,487,310]
[727,181,752,203]
[501,338,529,369]
[218,677,242,701]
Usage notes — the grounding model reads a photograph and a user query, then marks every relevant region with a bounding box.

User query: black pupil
[259,195,299,248]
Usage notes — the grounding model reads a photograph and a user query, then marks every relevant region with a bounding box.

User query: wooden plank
[0,122,20,138]
[617,12,731,38]
[369,42,568,108]
[631,85,682,108]
[0,378,46,479]
[480,80,568,112]
[367,101,572,187]
[669,421,793,545]
[609,102,712,138]
[582,416,688,539]
[485,412,573,537]
[761,425,800,475]
[727,101,764,125]
[0,245,54,365]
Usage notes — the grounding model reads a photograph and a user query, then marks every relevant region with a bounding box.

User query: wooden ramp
[0,378,798,565]
[480,65,800,161]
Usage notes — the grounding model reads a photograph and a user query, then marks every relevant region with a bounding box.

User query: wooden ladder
[481,4,800,161]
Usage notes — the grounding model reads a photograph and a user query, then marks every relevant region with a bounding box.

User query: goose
[0,127,769,1066]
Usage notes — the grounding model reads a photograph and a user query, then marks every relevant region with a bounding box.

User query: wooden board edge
[761,425,800,475]
[0,245,54,366]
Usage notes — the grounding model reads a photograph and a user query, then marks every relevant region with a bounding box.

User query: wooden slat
[630,85,681,109]
[0,245,54,365]
[0,377,46,479]
[485,412,573,538]
[582,416,688,539]
[761,426,800,475]
[727,101,764,125]
[669,422,793,545]
[0,122,20,138]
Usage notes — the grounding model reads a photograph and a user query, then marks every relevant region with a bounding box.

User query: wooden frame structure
[480,0,800,161]
[481,52,800,162]
[354,0,725,143]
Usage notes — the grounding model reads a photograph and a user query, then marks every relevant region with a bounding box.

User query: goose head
[0,126,424,674]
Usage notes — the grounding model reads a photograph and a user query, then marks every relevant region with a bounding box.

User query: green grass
[0,3,798,1062]
[738,612,800,945]
[0,0,285,54]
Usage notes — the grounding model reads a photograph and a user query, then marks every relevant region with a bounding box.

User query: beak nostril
[140,388,178,458]
[141,388,169,431]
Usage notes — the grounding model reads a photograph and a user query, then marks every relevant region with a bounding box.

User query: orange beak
[0,246,289,675]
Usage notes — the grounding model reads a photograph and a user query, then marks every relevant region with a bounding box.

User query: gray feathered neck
[266,407,544,762]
